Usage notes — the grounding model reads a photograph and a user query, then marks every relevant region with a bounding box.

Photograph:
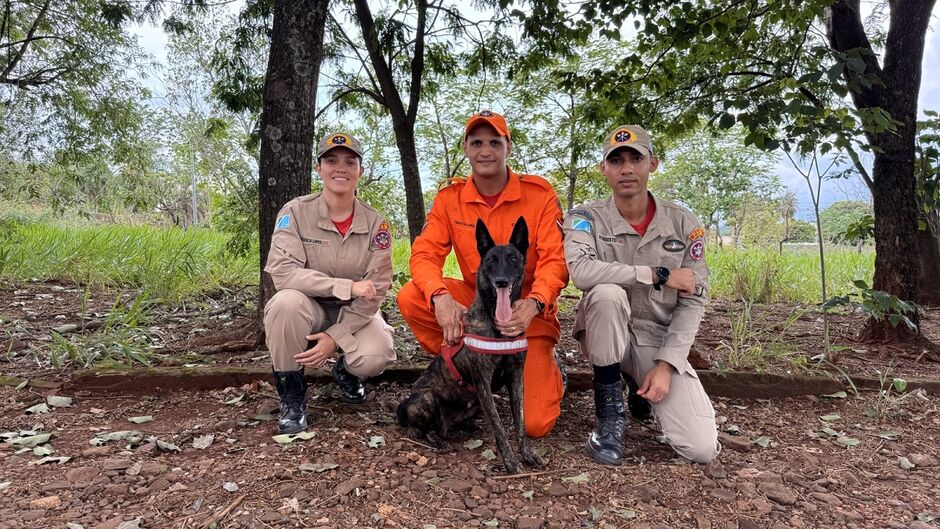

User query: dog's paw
[521,449,544,469]
[502,456,522,475]
[427,433,452,452]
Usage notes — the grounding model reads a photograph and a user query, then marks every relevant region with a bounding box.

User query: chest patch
[301,237,330,247]
[599,234,623,244]
[662,239,686,252]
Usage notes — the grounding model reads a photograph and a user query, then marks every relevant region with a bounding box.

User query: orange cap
[464,110,511,141]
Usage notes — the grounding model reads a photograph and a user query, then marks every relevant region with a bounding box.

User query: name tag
[301,237,330,247]
[599,235,623,244]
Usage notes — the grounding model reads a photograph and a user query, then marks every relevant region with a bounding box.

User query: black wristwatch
[531,298,545,314]
[653,266,670,290]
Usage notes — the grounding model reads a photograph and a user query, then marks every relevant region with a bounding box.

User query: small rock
[704,459,728,479]
[709,489,736,503]
[810,492,842,506]
[29,496,61,509]
[102,459,132,471]
[759,482,798,505]
[737,481,759,498]
[67,467,100,482]
[259,511,284,523]
[911,522,934,529]
[634,485,660,501]
[439,478,473,493]
[517,517,543,529]
[546,483,568,497]
[139,462,167,476]
[278,483,298,498]
[80,447,112,457]
[718,433,751,452]
[145,477,171,495]
[21,510,46,521]
[738,518,761,529]
[908,454,937,467]
[41,481,72,492]
[335,478,364,496]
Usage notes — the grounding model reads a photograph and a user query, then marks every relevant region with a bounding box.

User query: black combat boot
[624,373,654,423]
[273,368,308,434]
[585,380,627,465]
[332,356,365,404]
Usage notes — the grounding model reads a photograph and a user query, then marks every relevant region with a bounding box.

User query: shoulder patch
[689,239,705,261]
[568,208,594,221]
[371,229,392,250]
[275,214,291,230]
[688,226,705,241]
[572,218,592,234]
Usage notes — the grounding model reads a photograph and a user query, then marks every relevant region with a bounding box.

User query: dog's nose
[493,279,510,289]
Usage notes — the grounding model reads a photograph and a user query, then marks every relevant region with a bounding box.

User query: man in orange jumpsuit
[397,110,569,438]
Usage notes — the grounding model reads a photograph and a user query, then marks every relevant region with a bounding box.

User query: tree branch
[1,0,51,82]
[405,0,427,126]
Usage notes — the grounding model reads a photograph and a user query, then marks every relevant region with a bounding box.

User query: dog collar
[440,333,528,393]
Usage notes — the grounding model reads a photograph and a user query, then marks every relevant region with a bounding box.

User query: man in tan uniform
[264,132,395,434]
[564,125,719,465]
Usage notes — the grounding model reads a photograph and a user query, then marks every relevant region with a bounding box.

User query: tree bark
[917,217,940,306]
[354,0,428,242]
[257,0,329,320]
[826,0,936,341]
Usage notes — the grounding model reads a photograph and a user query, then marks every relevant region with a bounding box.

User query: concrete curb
[46,365,940,398]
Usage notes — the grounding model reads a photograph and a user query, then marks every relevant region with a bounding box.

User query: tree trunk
[257,0,329,321]
[826,0,935,342]
[917,218,940,306]
[396,124,426,242]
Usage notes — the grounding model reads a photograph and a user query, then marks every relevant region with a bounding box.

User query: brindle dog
[397,217,543,474]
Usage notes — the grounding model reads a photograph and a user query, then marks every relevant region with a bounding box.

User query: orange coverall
[396,169,569,437]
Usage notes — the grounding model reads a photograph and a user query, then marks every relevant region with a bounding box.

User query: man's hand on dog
[494,298,538,338]
[636,361,673,403]
[295,332,337,367]
[433,293,467,345]
[665,268,695,296]
[352,280,376,299]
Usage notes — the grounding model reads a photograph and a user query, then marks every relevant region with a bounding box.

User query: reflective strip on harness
[440,334,528,393]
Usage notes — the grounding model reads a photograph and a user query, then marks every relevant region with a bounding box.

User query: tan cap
[317,132,363,159]
[464,110,511,141]
[602,125,653,160]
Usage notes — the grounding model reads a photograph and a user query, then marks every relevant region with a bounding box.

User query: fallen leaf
[9,433,53,447]
[917,513,936,523]
[66,523,84,529]
[281,497,300,514]
[89,408,106,415]
[251,413,276,421]
[561,472,590,484]
[46,395,72,408]
[422,525,437,529]
[28,456,70,465]
[821,391,847,399]
[463,439,484,450]
[481,449,497,461]
[298,462,339,473]
[116,517,143,529]
[272,431,315,444]
[899,456,915,470]
[14,380,28,390]
[25,403,49,415]
[878,431,900,441]
[126,462,142,476]
[155,439,182,452]
[482,519,499,527]
[837,437,861,447]
[752,436,771,448]
[89,431,143,446]
[128,416,153,424]
[32,445,54,456]
[367,436,385,448]
[192,435,214,450]
[820,414,841,422]
[820,427,839,438]
[224,395,245,405]
[522,490,534,500]
[0,482,10,491]
[222,481,239,492]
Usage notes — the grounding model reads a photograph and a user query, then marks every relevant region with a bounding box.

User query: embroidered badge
[275,214,290,230]
[663,239,686,252]
[479,110,494,117]
[379,222,390,231]
[687,227,705,241]
[689,239,705,261]
[599,234,623,244]
[372,230,391,250]
[572,218,592,233]
[615,129,633,143]
[568,208,594,221]
[330,134,349,145]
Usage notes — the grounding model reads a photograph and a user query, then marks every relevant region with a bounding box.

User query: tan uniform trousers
[264,289,395,378]
[575,284,720,463]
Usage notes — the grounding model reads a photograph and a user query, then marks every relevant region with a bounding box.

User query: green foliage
[715,300,811,373]
[0,220,255,302]
[824,280,922,333]
[820,201,873,244]
[708,246,874,304]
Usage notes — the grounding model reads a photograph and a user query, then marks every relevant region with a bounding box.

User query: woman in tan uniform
[263,132,395,434]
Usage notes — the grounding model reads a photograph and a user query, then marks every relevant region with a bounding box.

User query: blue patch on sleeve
[572,218,592,233]
[276,214,290,230]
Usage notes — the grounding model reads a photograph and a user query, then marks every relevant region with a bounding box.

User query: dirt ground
[2,280,940,528]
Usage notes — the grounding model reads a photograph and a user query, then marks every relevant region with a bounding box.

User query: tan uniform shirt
[563,194,709,370]
[264,192,393,353]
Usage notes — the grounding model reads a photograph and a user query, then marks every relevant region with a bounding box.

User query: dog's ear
[476,218,495,258]
[509,217,529,257]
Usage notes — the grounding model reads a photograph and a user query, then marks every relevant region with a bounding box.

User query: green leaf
[718,113,736,129]
[367,436,385,448]
[32,445,54,456]
[8,433,54,447]
[128,416,153,424]
[892,378,908,393]
[481,449,497,461]
[836,436,860,447]
[89,430,143,446]
[14,380,28,390]
[821,391,847,399]
[820,414,841,422]
[155,439,182,452]
[820,427,839,438]
[463,439,483,450]
[561,472,590,483]
[752,436,771,448]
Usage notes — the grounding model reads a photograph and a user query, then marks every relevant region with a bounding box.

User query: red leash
[440,334,528,393]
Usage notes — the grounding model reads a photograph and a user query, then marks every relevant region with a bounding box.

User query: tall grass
[708,246,874,304]
[0,220,256,301]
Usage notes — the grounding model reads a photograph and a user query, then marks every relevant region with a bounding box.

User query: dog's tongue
[495,288,512,324]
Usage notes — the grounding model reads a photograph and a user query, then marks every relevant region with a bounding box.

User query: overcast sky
[129,6,940,220]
